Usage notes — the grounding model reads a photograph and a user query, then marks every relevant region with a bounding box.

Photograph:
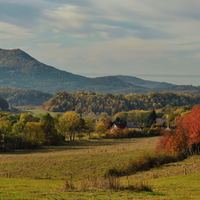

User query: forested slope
[0,87,53,106]
[43,91,200,115]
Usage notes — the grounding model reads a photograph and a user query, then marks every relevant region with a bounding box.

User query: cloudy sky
[1,0,200,86]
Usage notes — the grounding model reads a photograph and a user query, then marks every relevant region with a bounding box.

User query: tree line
[43,91,200,115]
[0,103,194,151]
[0,111,92,150]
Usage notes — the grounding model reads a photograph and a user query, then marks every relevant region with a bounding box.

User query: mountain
[0,48,91,93]
[0,48,147,94]
[0,48,200,95]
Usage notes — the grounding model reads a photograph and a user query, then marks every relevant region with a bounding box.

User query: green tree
[0,120,14,150]
[148,110,157,127]
[12,121,25,135]
[19,113,40,123]
[84,118,95,136]
[12,121,25,148]
[40,112,60,145]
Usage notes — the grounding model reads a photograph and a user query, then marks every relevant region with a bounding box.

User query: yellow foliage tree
[22,122,45,148]
[58,111,83,141]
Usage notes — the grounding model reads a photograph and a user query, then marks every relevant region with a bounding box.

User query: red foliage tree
[157,105,200,154]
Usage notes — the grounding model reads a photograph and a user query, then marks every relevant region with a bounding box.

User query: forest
[43,90,200,115]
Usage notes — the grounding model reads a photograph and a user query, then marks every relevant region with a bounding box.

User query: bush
[147,127,162,136]
[105,151,185,177]
[105,125,162,139]
[126,129,143,137]
[89,133,102,139]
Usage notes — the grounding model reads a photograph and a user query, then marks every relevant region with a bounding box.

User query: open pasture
[0,136,200,199]
[0,137,159,180]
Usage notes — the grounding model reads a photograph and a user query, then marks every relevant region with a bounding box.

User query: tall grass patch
[61,175,152,192]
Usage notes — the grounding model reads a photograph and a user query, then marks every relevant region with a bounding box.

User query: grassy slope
[0,137,200,199]
[0,174,200,200]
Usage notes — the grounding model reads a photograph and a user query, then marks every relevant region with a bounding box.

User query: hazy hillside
[153,85,200,95]
[0,87,53,106]
[0,49,146,94]
[116,75,175,88]
[0,48,200,95]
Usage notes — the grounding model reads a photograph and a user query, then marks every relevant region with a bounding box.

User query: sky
[1,0,200,86]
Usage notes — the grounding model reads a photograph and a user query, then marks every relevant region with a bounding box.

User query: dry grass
[60,175,152,192]
[0,137,159,180]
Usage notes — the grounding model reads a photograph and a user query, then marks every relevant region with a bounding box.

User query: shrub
[147,127,162,136]
[107,128,128,138]
[126,129,143,138]
[89,133,101,139]
[105,151,185,177]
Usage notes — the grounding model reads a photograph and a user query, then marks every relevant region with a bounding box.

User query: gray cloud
[43,0,92,7]
[170,7,200,20]
[0,2,42,27]
[95,18,173,39]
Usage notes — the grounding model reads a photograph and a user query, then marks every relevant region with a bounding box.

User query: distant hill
[153,85,200,95]
[116,75,175,89]
[0,87,53,106]
[0,48,200,95]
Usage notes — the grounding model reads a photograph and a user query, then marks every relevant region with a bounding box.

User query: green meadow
[0,137,200,200]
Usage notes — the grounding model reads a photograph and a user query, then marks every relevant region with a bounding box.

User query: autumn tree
[58,111,83,141]
[157,105,200,154]
[22,122,45,148]
[94,121,108,137]
[94,117,111,137]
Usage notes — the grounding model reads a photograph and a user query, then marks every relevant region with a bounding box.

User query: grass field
[0,136,200,199]
[13,107,63,116]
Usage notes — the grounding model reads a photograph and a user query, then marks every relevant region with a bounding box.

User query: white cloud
[0,22,36,39]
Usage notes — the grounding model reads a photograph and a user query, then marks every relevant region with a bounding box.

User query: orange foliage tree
[157,105,200,154]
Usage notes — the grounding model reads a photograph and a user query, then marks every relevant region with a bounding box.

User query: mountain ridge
[0,48,200,95]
